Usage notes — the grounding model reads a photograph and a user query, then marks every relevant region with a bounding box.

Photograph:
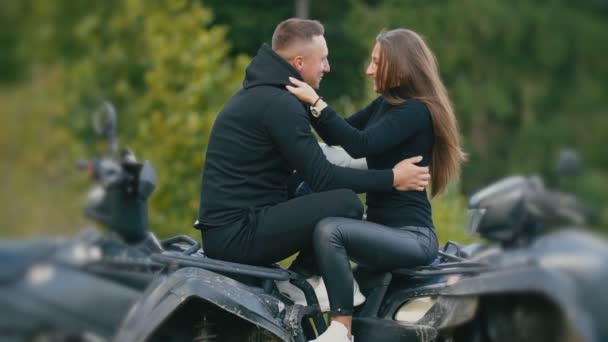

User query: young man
[195,18,429,274]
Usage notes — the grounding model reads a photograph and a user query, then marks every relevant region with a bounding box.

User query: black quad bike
[0,102,606,342]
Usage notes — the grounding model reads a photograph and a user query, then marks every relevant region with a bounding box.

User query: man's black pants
[201,189,363,272]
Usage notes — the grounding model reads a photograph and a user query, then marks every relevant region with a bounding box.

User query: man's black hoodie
[197,44,393,229]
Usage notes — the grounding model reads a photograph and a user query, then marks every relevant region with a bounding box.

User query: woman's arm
[286,76,381,145]
[316,100,430,159]
[313,98,380,145]
[286,77,429,158]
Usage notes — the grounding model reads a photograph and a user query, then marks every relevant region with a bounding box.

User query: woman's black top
[312,96,434,228]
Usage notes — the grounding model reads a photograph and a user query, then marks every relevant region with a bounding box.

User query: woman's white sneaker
[308,321,353,342]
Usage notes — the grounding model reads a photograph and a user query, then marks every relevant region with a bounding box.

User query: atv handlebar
[161,235,201,255]
[534,189,586,226]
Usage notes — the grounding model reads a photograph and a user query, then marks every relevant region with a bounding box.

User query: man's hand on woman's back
[392,156,430,191]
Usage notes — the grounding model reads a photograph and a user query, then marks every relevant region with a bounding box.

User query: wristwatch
[310,104,322,118]
[310,97,323,118]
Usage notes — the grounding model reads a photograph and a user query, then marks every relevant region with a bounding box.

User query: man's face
[299,35,330,89]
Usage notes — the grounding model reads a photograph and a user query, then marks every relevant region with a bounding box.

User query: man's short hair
[271,18,325,52]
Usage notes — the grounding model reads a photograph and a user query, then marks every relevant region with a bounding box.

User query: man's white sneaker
[314,277,366,309]
[275,279,306,304]
[309,320,353,342]
[276,276,366,312]
[307,276,331,312]
[352,278,366,307]
[275,277,331,311]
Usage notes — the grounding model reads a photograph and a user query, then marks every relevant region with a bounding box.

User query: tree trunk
[295,0,310,19]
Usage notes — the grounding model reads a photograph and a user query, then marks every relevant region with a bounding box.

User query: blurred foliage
[432,190,477,245]
[0,0,605,244]
[345,0,608,232]
[201,0,369,105]
[0,0,248,238]
[199,0,608,233]
[0,67,89,237]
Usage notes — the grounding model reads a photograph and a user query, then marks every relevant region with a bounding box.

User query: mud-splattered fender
[112,267,292,342]
[441,230,608,342]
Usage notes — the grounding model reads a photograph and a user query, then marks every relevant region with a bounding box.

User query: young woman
[287,28,466,342]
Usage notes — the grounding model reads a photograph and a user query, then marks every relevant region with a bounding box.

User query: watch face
[310,106,320,118]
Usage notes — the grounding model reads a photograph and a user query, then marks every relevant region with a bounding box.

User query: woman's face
[366,43,381,92]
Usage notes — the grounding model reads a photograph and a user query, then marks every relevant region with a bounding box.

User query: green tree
[0,0,248,238]
[201,0,369,105]
[64,0,250,237]
[346,0,608,231]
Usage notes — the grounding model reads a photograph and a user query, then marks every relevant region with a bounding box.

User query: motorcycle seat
[0,239,60,284]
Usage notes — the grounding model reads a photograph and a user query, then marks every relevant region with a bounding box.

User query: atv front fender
[443,266,595,341]
[113,267,292,342]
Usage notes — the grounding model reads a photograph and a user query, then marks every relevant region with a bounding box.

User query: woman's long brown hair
[375,29,466,197]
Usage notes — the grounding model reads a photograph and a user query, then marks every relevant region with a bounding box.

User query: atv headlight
[394,297,436,323]
[467,208,486,235]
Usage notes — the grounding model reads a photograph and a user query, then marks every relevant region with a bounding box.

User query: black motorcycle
[0,102,606,342]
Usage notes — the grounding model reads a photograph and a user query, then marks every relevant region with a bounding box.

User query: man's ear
[292,56,304,72]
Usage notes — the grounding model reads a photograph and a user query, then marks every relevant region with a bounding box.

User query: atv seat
[391,246,488,278]
[0,239,60,284]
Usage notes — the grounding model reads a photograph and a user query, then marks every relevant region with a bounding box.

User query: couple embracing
[195,18,465,342]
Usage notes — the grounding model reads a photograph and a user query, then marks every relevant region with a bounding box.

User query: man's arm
[393,156,430,192]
